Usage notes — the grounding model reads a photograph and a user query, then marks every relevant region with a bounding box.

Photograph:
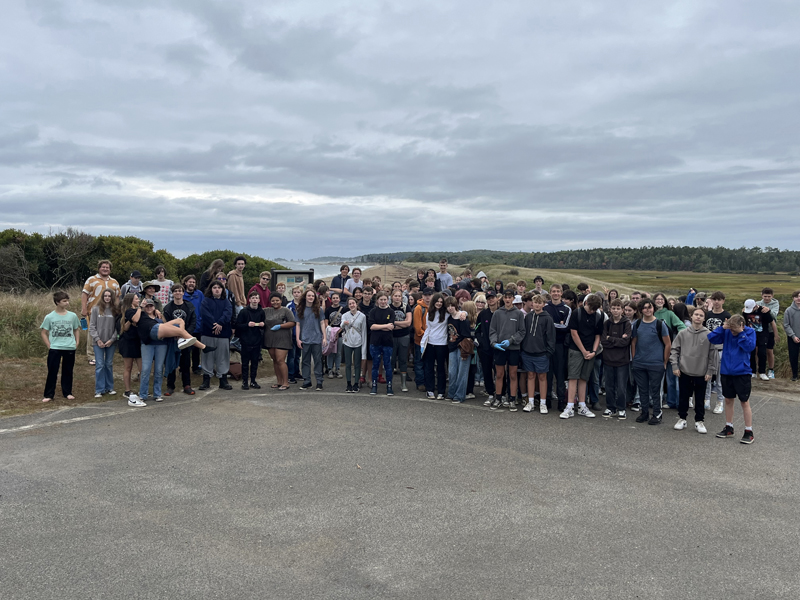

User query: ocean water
[279,262,373,279]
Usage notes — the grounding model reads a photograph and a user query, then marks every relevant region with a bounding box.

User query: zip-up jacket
[475,307,496,353]
[707,326,756,376]
[200,296,233,338]
[600,317,631,367]
[544,301,571,344]
[670,325,716,377]
[783,303,800,339]
[489,305,526,350]
[520,310,555,356]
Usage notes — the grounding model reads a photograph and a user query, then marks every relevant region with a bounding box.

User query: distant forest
[355,247,800,274]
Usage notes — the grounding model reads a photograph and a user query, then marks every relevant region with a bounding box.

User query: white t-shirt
[344,279,364,294]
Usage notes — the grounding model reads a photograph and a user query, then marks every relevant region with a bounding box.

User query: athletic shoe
[589,401,600,411]
[759,373,769,381]
[617,410,626,420]
[792,377,798,382]
[436,394,444,400]
[177,337,197,350]
[768,370,775,379]
[635,411,649,423]
[242,382,249,390]
[466,393,475,400]
[490,397,503,410]
[704,399,711,410]
[346,383,353,393]
[359,376,366,385]
[250,381,261,389]
[740,430,755,444]
[301,382,312,389]
[539,402,548,415]
[751,373,756,378]
[523,400,534,412]
[123,390,131,398]
[602,409,614,418]
[674,419,687,430]
[577,406,596,418]
[154,396,163,402]
[509,401,518,412]
[378,374,387,384]
[387,384,394,397]
[716,425,734,438]
[713,401,723,414]
[327,372,335,379]
[559,407,574,419]
[483,397,493,406]
[501,397,511,408]
[107,390,116,395]
[183,386,195,395]
[695,421,707,434]
[164,388,174,397]
[370,382,378,395]
[630,402,641,412]
[127,395,146,407]
[94,393,102,398]
[648,412,662,425]
[353,384,360,393]
[427,392,435,399]
[289,378,298,384]
[335,371,343,379]
[315,384,323,391]
[600,387,606,396]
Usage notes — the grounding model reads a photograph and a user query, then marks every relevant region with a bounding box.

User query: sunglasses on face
[217,277,227,282]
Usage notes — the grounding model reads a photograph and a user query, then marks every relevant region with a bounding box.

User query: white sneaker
[94,393,102,398]
[695,421,707,434]
[577,406,596,418]
[759,373,769,381]
[768,370,775,379]
[177,336,197,350]
[436,394,444,400]
[127,395,146,407]
[689,398,694,408]
[428,392,435,399]
[466,393,475,400]
[539,402,548,415]
[107,390,116,395]
[674,419,687,430]
[483,397,492,406]
[602,409,614,418]
[523,400,534,412]
[154,396,163,402]
[559,407,574,419]
[713,401,723,414]
[704,399,711,410]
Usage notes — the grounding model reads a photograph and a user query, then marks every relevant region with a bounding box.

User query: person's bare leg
[124,357,133,390]
[495,365,506,396]
[508,366,518,397]
[274,349,289,385]
[518,371,527,397]
[527,372,535,398]
[767,348,775,370]
[741,400,753,428]
[577,380,587,404]
[567,379,578,405]
[157,323,207,349]
[724,397,735,423]
[538,372,548,401]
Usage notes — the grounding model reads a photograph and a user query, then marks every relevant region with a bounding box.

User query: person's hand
[499,340,510,349]
[723,321,730,330]
[213,323,222,335]
[603,286,609,294]
[271,324,281,331]
[622,334,629,338]
[794,336,800,343]
[493,343,506,351]
[249,321,256,327]
[297,339,303,349]
[673,369,680,377]
[322,337,327,348]
[704,374,711,381]
[584,350,594,360]
[761,305,770,313]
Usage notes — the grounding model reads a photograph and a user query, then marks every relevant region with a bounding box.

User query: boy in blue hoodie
[707,315,757,444]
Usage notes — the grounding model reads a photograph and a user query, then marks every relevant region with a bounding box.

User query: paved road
[2,385,799,599]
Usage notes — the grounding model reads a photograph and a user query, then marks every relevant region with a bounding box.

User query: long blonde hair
[461,301,478,327]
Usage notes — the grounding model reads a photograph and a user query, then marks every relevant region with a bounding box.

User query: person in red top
[249,271,272,308]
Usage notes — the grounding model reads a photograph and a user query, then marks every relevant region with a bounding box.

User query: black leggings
[424,344,448,395]
[788,338,800,378]
[478,350,495,396]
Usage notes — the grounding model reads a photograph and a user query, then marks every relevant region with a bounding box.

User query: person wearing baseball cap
[742,298,774,381]
[120,270,143,298]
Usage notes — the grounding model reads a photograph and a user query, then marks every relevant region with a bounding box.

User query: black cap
[130,270,142,278]
[503,289,515,297]
[422,287,434,295]
[485,290,497,298]
[533,275,544,284]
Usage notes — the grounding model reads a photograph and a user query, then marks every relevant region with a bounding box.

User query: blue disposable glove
[271,324,281,331]
[493,343,506,351]
[499,340,510,349]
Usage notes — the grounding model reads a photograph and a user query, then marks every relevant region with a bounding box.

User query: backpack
[631,318,667,349]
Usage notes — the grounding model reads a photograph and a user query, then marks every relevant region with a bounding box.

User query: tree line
[0,228,285,292]
[356,247,800,274]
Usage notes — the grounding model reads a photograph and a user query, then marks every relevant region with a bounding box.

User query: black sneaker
[716,425,734,438]
[490,396,503,410]
[250,381,261,389]
[123,390,131,398]
[387,384,394,396]
[242,382,249,390]
[315,383,323,391]
[589,401,600,411]
[740,430,754,444]
[635,411,650,423]
[353,384,360,393]
[346,382,353,393]
[289,378,298,384]
[630,402,641,412]
[648,412,662,425]
[300,382,312,389]
[370,381,378,395]
[508,397,518,412]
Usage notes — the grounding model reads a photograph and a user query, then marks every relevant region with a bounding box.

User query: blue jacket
[184,289,205,332]
[707,326,756,376]
[200,296,233,338]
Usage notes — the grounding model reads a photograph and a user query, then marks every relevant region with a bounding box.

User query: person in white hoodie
[782,290,800,381]
[340,297,368,393]
[670,306,717,433]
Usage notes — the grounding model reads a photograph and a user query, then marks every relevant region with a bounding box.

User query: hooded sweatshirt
[654,307,686,337]
[600,317,631,367]
[782,302,800,339]
[235,306,266,347]
[707,326,756,376]
[757,297,780,318]
[489,305,526,350]
[520,310,555,356]
[670,325,717,377]
[200,296,233,338]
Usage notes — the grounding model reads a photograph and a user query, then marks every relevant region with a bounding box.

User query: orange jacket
[413,299,429,345]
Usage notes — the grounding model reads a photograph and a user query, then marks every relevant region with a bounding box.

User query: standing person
[783,290,800,381]
[340,297,368,393]
[119,270,143,298]
[273,281,289,305]
[708,315,757,443]
[489,290,526,411]
[653,292,685,410]
[227,256,248,314]
[756,287,780,379]
[182,275,205,375]
[600,299,631,419]
[263,294,295,390]
[446,298,476,403]
[80,259,120,365]
[88,289,119,398]
[631,299,671,425]
[742,298,774,381]
[286,285,303,384]
[671,306,716,433]
[235,290,266,390]
[389,290,412,392]
[623,301,641,412]
[296,288,328,390]
[422,293,450,399]
[358,285,376,384]
[436,259,453,290]
[532,276,545,295]
[412,288,433,391]
[324,292,346,378]
[560,294,604,419]
[199,281,233,391]
[40,291,81,403]
[368,291,396,396]
[520,295,555,413]
[343,267,364,298]
[152,266,173,307]
[477,291,499,404]
[544,284,571,412]
[198,258,225,294]
[330,265,350,297]
[703,291,731,414]
[163,283,197,396]
[119,293,144,404]
[249,271,272,308]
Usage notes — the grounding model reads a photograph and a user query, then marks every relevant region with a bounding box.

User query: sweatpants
[240,344,261,383]
[201,337,231,378]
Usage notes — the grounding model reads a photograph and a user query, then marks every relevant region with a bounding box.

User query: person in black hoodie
[476,292,498,403]
[199,281,233,390]
[520,295,556,413]
[235,290,266,390]
[163,283,197,396]
[600,299,631,419]
[544,284,571,411]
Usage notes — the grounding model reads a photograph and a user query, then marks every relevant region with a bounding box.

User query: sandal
[271,384,281,389]
[66,395,75,401]
[88,360,96,366]
[278,385,290,391]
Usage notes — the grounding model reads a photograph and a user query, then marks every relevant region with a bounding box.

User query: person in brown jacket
[227,255,247,313]
[412,288,433,390]
[601,299,632,419]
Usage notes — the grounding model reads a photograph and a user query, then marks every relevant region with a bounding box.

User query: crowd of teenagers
[41,258,800,445]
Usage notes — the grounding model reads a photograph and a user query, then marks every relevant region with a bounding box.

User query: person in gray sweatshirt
[89,289,119,397]
[670,305,717,433]
[488,290,526,410]
[782,290,800,381]
[520,295,555,413]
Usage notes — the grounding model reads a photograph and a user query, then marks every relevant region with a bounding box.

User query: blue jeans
[663,369,679,408]
[370,345,393,383]
[326,343,342,373]
[140,343,167,399]
[414,344,425,386]
[287,338,301,380]
[94,343,116,394]
[448,348,471,402]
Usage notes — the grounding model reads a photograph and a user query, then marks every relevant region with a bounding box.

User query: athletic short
[721,374,751,402]
[568,349,595,381]
[118,337,141,359]
[494,348,520,367]
[767,331,775,349]
[521,351,550,374]
[149,324,161,341]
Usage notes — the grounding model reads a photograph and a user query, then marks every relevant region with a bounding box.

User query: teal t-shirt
[41,310,81,351]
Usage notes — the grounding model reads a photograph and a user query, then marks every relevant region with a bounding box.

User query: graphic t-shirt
[743,309,773,336]
[703,310,731,334]
[368,306,395,347]
[325,305,345,328]
[41,310,81,350]
[390,302,411,338]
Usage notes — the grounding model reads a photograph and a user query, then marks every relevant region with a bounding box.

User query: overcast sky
[1,0,798,259]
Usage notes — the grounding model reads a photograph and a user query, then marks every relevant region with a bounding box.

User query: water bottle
[80,317,88,330]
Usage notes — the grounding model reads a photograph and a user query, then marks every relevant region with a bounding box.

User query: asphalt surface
[2,383,799,599]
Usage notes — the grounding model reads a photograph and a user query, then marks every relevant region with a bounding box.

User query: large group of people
[39,257,800,445]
